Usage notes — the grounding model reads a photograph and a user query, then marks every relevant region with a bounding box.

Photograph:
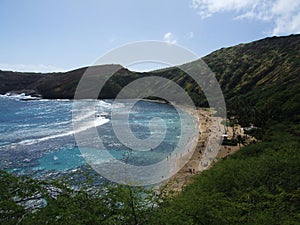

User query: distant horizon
[2,1,300,73]
[0,62,172,73]
[1,33,299,73]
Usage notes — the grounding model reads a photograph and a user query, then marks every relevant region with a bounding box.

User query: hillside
[1,34,299,125]
[151,34,300,125]
[0,65,137,99]
[1,35,299,224]
[205,34,300,125]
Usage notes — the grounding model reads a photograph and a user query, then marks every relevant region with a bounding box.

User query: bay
[0,94,196,182]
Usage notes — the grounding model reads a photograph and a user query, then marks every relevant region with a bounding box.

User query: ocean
[0,94,197,184]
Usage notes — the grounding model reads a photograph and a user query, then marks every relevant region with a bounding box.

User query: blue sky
[1,0,300,72]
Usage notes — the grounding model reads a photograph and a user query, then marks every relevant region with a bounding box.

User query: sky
[1,0,300,72]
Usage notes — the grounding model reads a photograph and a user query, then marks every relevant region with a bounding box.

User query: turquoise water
[37,147,84,171]
[0,95,196,179]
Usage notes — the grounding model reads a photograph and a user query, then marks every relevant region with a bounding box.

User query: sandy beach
[165,108,247,194]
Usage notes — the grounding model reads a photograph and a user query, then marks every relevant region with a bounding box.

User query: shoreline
[165,107,252,194]
[165,108,226,194]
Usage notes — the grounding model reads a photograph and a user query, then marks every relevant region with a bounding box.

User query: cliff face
[1,34,299,123]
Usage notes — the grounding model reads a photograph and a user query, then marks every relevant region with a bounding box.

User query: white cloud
[0,63,65,73]
[191,0,300,35]
[163,32,177,44]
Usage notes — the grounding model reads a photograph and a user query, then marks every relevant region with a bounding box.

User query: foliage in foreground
[0,171,159,225]
[1,124,299,225]
[149,124,300,224]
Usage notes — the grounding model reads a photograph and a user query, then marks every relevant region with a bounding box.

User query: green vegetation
[198,35,299,128]
[2,34,299,125]
[1,124,299,224]
[149,124,300,224]
[0,172,157,224]
[1,34,299,224]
